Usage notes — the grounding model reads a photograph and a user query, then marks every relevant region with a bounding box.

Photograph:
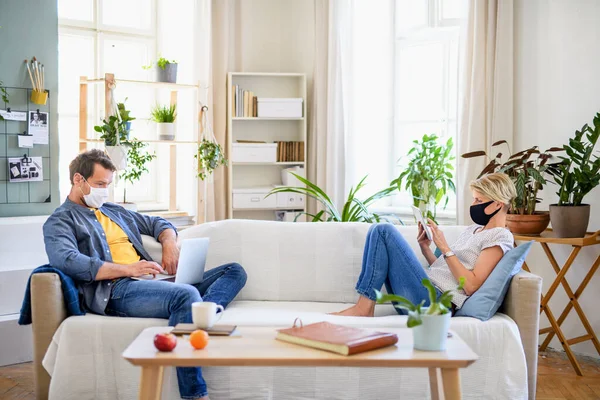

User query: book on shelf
[231,85,260,118]
[275,141,305,162]
[276,321,398,356]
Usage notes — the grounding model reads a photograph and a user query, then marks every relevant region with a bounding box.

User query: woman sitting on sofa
[334,172,517,317]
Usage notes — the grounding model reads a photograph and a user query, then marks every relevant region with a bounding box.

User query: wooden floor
[0,349,599,399]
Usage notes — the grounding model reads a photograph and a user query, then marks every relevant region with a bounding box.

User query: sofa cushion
[455,241,533,321]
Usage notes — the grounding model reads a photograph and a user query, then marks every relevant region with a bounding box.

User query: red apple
[154,333,177,352]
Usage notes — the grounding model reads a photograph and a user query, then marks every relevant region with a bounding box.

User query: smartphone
[411,205,433,241]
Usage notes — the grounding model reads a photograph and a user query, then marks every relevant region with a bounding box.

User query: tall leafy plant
[119,138,156,203]
[267,174,396,222]
[392,134,455,222]
[462,142,562,215]
[548,112,600,206]
[94,115,128,146]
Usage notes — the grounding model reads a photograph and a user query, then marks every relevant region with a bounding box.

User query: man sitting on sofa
[43,149,247,400]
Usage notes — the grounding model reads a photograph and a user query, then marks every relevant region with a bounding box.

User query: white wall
[515,0,600,358]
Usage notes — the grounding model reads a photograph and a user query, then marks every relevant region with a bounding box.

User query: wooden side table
[513,229,600,375]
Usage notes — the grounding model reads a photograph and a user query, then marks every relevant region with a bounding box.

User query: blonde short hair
[469,173,517,205]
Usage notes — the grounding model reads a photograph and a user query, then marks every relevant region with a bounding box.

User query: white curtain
[194,0,241,222]
[309,0,394,215]
[309,0,354,213]
[457,0,514,224]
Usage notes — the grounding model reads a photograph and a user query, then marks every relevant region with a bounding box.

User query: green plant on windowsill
[195,139,228,181]
[392,134,456,223]
[119,138,156,204]
[375,277,465,328]
[267,174,397,223]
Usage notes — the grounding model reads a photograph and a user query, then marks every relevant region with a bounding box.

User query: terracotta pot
[549,204,590,238]
[506,212,550,236]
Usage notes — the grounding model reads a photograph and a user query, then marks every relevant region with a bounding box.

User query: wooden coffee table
[123,326,478,400]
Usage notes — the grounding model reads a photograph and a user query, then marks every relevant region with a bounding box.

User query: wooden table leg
[441,368,461,400]
[138,366,164,400]
[428,367,441,400]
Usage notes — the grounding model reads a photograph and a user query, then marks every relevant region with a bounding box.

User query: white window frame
[372,0,460,225]
[58,0,169,210]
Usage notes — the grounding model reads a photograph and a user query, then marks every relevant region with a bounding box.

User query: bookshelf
[79,73,204,224]
[226,73,307,222]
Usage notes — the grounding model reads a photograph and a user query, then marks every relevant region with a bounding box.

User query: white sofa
[33,220,542,400]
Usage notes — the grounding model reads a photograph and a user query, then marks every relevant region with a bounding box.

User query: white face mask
[81,178,109,208]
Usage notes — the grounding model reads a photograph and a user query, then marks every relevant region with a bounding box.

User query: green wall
[0,0,59,217]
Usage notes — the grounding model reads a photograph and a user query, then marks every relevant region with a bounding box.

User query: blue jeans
[356,223,440,314]
[106,263,247,399]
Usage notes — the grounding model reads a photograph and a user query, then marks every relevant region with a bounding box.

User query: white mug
[192,302,224,329]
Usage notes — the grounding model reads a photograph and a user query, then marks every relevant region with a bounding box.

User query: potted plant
[462,142,562,235]
[143,57,178,83]
[0,80,8,121]
[375,277,465,351]
[392,134,456,223]
[267,174,398,222]
[151,104,177,140]
[547,112,600,237]
[119,138,156,211]
[195,139,228,181]
[117,98,135,135]
[93,116,129,169]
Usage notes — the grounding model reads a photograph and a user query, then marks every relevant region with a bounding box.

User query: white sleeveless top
[425,224,514,308]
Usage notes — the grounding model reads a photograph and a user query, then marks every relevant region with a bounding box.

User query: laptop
[131,237,210,284]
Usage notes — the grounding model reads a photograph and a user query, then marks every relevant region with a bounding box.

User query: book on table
[276,321,398,356]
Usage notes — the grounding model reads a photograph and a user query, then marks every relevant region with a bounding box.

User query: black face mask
[470,200,501,226]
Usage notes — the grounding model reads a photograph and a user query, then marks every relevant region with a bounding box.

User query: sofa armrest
[499,269,542,400]
[31,273,68,400]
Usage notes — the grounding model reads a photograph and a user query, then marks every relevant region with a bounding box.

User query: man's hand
[428,218,450,254]
[161,242,180,275]
[127,261,165,277]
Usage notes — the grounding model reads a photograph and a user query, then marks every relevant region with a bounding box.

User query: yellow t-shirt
[94,209,141,265]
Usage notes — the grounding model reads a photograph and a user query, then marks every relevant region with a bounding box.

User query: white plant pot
[157,122,175,140]
[412,310,451,351]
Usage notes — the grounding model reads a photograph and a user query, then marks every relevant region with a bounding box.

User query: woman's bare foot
[329,296,375,317]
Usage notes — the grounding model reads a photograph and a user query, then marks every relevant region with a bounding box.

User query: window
[58,0,198,212]
[347,0,462,224]
[392,0,461,221]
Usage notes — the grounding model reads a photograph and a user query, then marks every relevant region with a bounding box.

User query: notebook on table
[276,321,398,356]
[171,323,237,336]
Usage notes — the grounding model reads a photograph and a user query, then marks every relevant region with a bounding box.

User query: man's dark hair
[69,149,117,184]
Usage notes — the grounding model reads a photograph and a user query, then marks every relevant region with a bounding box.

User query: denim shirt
[43,198,176,315]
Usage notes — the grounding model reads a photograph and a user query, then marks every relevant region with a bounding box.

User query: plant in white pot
[375,277,465,351]
[547,112,600,238]
[151,104,177,140]
[119,138,156,211]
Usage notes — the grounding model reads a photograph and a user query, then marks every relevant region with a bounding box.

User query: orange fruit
[189,330,209,350]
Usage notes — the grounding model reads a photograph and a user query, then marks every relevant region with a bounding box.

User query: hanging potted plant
[462,142,563,235]
[93,116,129,170]
[151,104,177,140]
[117,98,136,136]
[376,277,465,351]
[547,112,600,238]
[143,57,178,83]
[119,138,156,211]
[392,134,456,223]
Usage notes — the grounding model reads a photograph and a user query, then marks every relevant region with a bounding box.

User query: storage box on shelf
[227,73,307,222]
